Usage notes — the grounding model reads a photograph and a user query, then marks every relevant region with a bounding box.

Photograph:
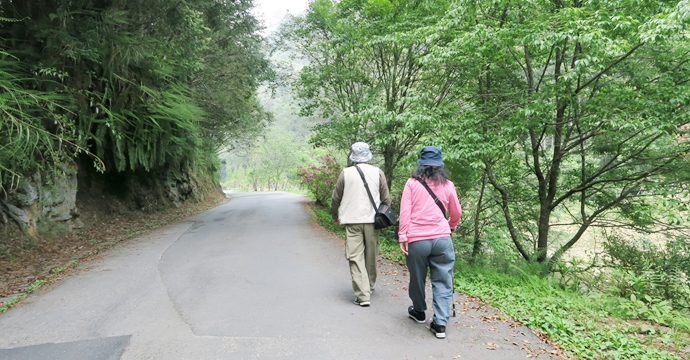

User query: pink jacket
[398,178,462,243]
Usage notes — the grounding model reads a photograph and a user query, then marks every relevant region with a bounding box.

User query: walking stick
[452,266,456,317]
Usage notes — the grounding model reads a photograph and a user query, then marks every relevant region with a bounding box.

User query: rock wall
[1,160,221,238]
[1,163,81,237]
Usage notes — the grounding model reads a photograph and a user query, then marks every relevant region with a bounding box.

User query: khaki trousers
[344,223,379,302]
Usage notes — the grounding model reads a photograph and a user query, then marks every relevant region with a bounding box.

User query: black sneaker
[408,306,425,323]
[429,321,446,339]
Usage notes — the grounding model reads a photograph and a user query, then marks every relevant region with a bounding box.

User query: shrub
[604,235,690,311]
[297,156,341,207]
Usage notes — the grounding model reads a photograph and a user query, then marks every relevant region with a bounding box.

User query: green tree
[222,128,307,192]
[0,0,270,230]
[280,0,459,187]
[430,0,690,267]
[190,0,273,149]
[254,129,303,191]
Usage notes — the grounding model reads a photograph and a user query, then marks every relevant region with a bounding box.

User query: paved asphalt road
[0,192,555,359]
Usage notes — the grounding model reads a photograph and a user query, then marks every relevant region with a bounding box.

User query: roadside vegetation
[0,0,269,229]
[291,0,690,358]
[4,0,690,357]
[0,0,270,291]
[309,194,690,359]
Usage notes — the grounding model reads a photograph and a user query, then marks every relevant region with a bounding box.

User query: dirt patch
[0,192,227,306]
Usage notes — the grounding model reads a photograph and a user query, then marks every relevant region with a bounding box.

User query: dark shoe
[408,306,425,323]
[430,321,446,339]
[354,297,370,307]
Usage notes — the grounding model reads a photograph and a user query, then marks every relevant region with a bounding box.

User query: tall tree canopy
[280,0,461,186]
[427,0,690,266]
[284,0,690,267]
[0,0,270,196]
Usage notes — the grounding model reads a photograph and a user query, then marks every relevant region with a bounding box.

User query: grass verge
[455,265,690,359]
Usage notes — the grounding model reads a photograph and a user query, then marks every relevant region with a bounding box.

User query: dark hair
[412,165,449,185]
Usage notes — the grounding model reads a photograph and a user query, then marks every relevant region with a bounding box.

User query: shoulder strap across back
[414,177,447,218]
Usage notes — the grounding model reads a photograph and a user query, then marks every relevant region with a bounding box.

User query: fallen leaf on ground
[486,342,500,350]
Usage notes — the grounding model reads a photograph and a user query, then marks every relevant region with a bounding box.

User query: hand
[333,219,340,225]
[399,241,408,255]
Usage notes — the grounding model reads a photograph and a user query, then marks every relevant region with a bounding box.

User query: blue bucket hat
[417,146,444,167]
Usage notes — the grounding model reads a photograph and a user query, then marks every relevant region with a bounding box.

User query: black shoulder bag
[414,177,447,219]
[355,165,397,229]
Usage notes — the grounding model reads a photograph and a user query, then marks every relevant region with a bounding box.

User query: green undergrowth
[379,228,405,264]
[455,264,690,359]
[312,205,345,236]
[311,205,404,263]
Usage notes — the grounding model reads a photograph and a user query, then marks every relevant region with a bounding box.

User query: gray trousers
[406,237,455,326]
[345,224,379,302]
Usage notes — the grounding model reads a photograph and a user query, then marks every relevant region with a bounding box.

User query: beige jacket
[331,164,391,224]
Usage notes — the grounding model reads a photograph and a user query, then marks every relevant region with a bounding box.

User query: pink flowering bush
[297,156,342,207]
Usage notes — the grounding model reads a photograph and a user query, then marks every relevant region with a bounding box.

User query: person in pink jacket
[399,146,462,339]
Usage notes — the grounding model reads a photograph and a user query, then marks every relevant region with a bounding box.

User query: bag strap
[355,165,379,213]
[414,177,447,218]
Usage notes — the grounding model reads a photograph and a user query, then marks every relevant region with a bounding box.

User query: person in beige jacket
[331,142,391,306]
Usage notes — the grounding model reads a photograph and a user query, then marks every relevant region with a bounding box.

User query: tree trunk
[0,201,29,237]
[382,143,395,189]
[534,46,568,263]
[486,162,531,262]
[471,170,488,262]
[536,206,551,262]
